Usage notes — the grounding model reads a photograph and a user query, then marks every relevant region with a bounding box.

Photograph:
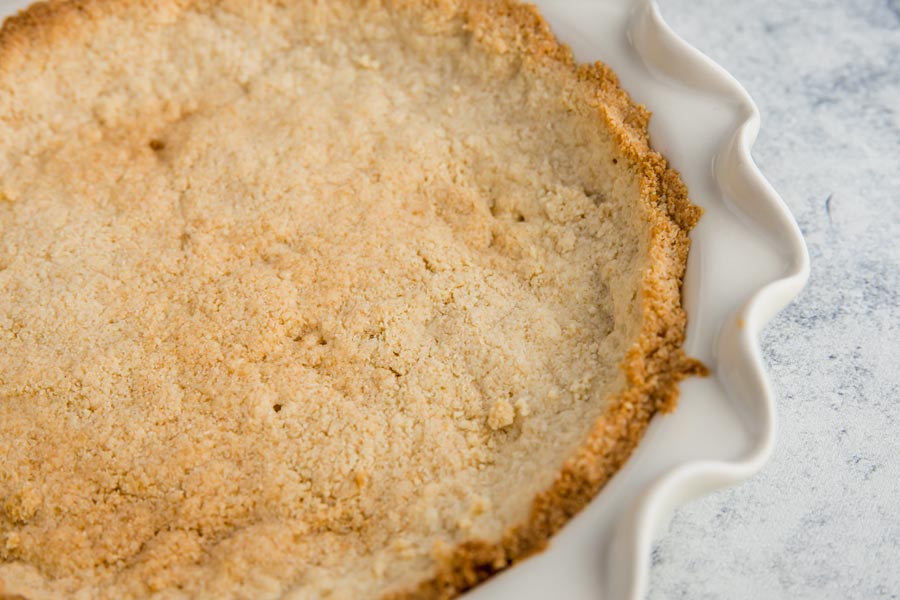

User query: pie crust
[0,1,705,598]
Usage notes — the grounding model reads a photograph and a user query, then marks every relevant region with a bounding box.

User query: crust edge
[382,2,706,598]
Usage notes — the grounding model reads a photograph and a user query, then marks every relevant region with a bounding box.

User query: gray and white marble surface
[648,0,900,598]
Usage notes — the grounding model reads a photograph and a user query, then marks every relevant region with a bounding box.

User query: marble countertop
[648,0,900,598]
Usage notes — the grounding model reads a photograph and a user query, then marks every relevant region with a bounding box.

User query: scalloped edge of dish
[616,1,809,597]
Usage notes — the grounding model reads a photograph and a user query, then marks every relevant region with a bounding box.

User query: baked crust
[0,1,705,598]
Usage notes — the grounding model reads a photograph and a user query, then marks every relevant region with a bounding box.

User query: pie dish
[3,2,800,595]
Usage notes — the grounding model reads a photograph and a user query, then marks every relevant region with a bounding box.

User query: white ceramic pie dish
[0,0,808,598]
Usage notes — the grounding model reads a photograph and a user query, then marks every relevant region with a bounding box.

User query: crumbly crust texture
[0,1,704,599]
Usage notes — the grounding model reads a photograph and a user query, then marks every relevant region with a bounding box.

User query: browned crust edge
[0,1,707,599]
[383,2,707,598]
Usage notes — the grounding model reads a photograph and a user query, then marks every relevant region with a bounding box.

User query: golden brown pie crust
[0,1,705,598]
